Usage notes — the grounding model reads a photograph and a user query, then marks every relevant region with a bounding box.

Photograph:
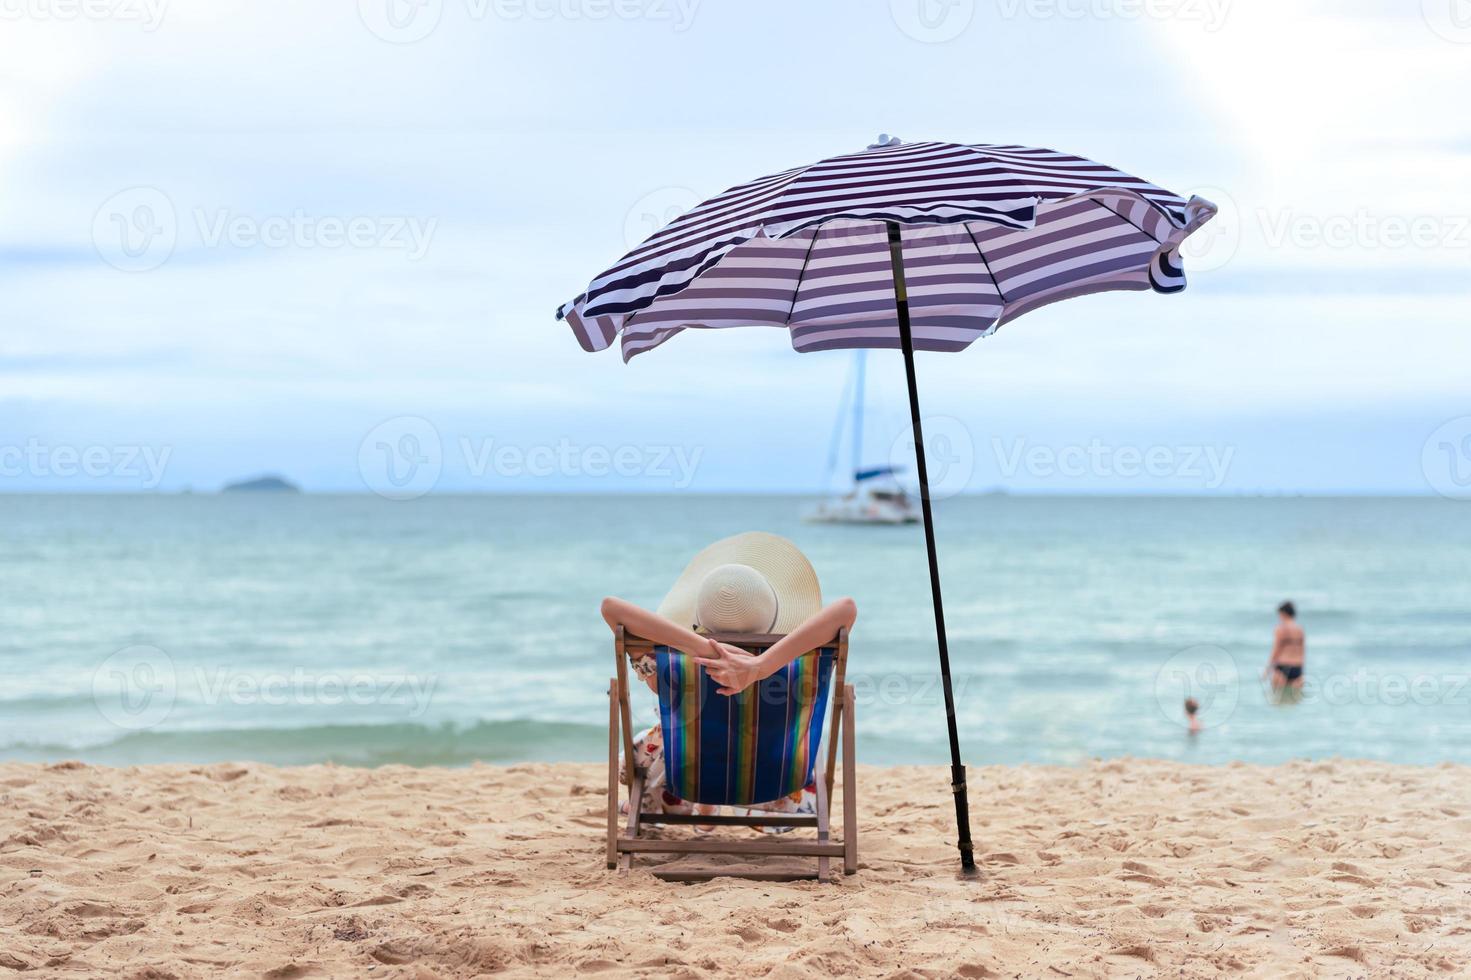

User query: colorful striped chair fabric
[654,645,837,807]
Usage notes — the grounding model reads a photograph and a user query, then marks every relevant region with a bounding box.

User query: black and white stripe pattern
[557,141,1216,361]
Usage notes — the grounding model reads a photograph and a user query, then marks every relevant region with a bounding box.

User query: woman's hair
[1278,600,1296,619]
[1184,698,1200,716]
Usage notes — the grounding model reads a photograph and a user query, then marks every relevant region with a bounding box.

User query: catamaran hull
[804,501,920,525]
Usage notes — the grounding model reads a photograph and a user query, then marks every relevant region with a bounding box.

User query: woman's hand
[692,638,768,696]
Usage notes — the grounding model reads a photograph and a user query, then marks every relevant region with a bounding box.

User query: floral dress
[621,652,816,831]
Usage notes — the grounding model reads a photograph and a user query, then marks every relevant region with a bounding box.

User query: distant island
[221,475,301,494]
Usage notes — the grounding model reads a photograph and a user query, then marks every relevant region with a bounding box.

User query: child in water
[1184,697,1202,735]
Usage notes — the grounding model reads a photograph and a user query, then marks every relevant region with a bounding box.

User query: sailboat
[805,351,920,525]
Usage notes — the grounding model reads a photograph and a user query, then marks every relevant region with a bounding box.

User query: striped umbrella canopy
[558,137,1216,360]
[559,137,1217,873]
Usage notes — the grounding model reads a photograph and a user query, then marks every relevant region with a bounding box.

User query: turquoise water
[2,494,1469,768]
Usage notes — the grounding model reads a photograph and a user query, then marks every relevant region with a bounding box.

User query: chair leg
[842,683,857,876]
[824,687,841,806]
[607,678,619,870]
[814,765,831,883]
[619,768,645,873]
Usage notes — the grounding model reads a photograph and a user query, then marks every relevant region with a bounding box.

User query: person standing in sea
[1264,601,1306,692]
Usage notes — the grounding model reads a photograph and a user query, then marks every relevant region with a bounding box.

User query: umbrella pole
[885,222,977,875]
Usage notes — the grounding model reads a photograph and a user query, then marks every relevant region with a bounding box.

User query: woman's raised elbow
[600,596,624,628]
[831,596,857,626]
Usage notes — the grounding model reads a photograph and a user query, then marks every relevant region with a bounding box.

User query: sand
[3,759,1471,978]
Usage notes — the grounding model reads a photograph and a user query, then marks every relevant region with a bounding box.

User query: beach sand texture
[3,759,1471,978]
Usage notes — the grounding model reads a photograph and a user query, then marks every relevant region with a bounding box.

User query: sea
[3,494,1469,769]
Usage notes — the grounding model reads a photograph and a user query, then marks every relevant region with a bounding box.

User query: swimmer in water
[1264,600,1305,692]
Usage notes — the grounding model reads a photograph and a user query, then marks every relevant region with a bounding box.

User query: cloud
[3,0,1467,492]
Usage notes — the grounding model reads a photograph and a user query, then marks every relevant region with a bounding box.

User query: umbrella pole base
[953,764,979,877]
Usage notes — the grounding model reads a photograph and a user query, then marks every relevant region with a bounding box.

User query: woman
[1264,600,1306,692]
[600,531,857,823]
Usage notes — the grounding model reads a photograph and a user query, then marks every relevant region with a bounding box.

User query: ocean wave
[0,719,607,768]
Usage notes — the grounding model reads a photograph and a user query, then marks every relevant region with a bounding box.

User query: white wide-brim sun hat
[657,531,822,634]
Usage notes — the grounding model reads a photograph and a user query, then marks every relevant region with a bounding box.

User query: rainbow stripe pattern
[654,645,837,806]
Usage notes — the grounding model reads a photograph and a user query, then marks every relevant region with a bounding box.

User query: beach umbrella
[558,136,1217,872]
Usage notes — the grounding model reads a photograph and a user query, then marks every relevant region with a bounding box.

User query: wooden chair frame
[607,626,856,882]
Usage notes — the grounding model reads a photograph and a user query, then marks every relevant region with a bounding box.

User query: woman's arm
[600,596,709,659]
[692,598,857,696]
[602,596,713,693]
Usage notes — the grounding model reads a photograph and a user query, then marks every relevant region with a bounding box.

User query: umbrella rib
[1088,197,1164,242]
[783,225,822,326]
[963,223,1009,306]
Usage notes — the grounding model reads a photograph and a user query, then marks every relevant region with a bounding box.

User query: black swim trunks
[1274,664,1303,682]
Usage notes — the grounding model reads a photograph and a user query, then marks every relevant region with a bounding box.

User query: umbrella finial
[867,134,902,150]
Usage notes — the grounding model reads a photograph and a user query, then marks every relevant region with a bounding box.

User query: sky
[1,0,1469,495]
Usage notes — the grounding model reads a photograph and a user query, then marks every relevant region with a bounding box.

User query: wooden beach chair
[607,626,856,882]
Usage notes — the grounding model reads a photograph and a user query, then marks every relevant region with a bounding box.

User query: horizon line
[0,489,1452,500]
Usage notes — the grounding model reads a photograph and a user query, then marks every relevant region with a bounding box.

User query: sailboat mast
[851,350,866,487]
